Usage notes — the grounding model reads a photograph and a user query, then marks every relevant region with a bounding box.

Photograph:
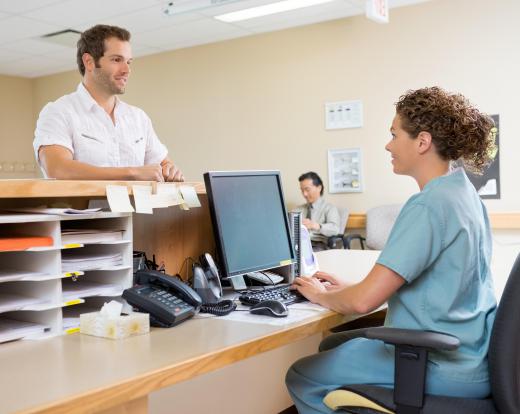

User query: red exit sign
[366,0,389,23]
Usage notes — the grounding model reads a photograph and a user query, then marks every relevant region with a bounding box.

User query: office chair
[322,252,520,414]
[343,204,402,250]
[327,207,350,249]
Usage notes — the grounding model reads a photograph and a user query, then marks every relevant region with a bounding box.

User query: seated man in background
[33,24,183,182]
[295,171,340,251]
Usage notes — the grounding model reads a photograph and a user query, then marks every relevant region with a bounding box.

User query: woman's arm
[293,263,405,315]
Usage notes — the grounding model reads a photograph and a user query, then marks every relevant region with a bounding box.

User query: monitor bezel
[204,170,296,279]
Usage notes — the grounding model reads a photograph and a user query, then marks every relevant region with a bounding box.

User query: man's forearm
[319,222,340,236]
[45,158,136,180]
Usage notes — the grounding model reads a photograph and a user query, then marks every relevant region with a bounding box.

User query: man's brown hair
[76,24,131,76]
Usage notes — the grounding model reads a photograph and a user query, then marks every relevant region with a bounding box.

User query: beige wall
[0,75,37,178]
[5,0,520,211]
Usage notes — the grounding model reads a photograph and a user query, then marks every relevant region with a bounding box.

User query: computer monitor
[204,170,296,288]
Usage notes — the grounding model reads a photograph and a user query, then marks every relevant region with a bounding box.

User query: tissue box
[80,311,149,339]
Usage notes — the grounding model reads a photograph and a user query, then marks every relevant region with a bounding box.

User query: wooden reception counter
[0,179,212,277]
[0,179,518,270]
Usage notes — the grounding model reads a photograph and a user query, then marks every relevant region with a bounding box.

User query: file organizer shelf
[0,212,133,343]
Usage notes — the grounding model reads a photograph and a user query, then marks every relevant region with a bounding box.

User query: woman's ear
[416,131,433,154]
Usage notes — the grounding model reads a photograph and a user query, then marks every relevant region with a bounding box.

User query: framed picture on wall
[460,114,500,199]
[328,148,363,193]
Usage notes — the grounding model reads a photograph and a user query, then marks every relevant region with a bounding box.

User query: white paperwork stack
[61,251,123,272]
[0,318,49,343]
[61,229,124,245]
[61,280,124,301]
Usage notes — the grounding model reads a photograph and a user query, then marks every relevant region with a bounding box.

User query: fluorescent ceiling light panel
[214,0,336,22]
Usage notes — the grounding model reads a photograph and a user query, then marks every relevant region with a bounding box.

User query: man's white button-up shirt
[34,83,168,173]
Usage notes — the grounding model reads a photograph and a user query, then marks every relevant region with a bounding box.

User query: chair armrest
[364,327,460,351]
[327,235,344,249]
[343,234,366,249]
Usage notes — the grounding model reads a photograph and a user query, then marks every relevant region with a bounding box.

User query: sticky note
[106,185,134,213]
[179,185,201,208]
[132,185,153,214]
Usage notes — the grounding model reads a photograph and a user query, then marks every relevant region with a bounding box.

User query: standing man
[295,171,340,251]
[34,24,183,182]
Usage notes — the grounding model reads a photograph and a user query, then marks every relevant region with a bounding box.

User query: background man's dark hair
[77,25,131,76]
[298,171,324,196]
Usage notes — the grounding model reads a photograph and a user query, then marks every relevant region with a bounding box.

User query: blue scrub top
[377,169,497,382]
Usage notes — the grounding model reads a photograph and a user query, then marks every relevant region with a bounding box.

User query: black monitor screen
[204,171,295,278]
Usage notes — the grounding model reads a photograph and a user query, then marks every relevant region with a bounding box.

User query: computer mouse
[249,300,289,318]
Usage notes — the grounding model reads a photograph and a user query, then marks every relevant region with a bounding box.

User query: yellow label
[64,271,82,278]
[64,299,83,306]
[63,243,82,249]
[279,259,292,266]
[65,327,80,335]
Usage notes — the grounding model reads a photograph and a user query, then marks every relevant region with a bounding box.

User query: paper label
[63,243,83,249]
[64,299,83,306]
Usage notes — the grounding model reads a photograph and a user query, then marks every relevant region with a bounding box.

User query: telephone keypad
[147,288,191,312]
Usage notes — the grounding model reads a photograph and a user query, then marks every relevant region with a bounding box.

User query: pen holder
[80,311,149,339]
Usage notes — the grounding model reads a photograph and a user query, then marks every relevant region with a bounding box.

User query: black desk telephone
[123,270,202,327]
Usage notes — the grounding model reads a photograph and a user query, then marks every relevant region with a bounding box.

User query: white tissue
[99,300,123,317]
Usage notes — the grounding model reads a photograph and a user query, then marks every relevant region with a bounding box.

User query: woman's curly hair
[395,87,497,174]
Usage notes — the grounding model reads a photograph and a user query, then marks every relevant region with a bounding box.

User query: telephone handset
[122,270,202,327]
[192,253,223,304]
[192,253,236,316]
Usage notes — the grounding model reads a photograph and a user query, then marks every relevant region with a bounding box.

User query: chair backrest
[365,204,402,250]
[488,252,520,413]
[338,207,349,236]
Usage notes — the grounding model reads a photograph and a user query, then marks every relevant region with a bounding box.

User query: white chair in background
[343,204,402,250]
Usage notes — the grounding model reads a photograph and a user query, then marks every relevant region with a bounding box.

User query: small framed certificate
[328,148,363,193]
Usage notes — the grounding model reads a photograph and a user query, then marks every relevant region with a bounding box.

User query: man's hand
[160,158,184,182]
[131,165,164,181]
[292,276,328,304]
[302,218,320,231]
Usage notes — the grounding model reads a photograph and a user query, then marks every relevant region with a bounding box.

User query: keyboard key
[239,284,306,306]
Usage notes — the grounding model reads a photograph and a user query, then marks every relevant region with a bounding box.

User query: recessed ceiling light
[163,0,246,16]
[214,0,336,22]
[40,29,81,48]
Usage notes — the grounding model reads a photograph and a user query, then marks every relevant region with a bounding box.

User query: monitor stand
[229,274,248,291]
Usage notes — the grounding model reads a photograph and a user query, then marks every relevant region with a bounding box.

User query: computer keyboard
[239,284,307,306]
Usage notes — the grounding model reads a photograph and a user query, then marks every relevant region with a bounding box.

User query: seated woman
[286,87,497,413]
[295,171,340,251]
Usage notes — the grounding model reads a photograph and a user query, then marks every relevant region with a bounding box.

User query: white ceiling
[0,0,429,78]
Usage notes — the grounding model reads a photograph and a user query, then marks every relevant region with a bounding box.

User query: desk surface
[2,310,345,414]
[0,250,380,414]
